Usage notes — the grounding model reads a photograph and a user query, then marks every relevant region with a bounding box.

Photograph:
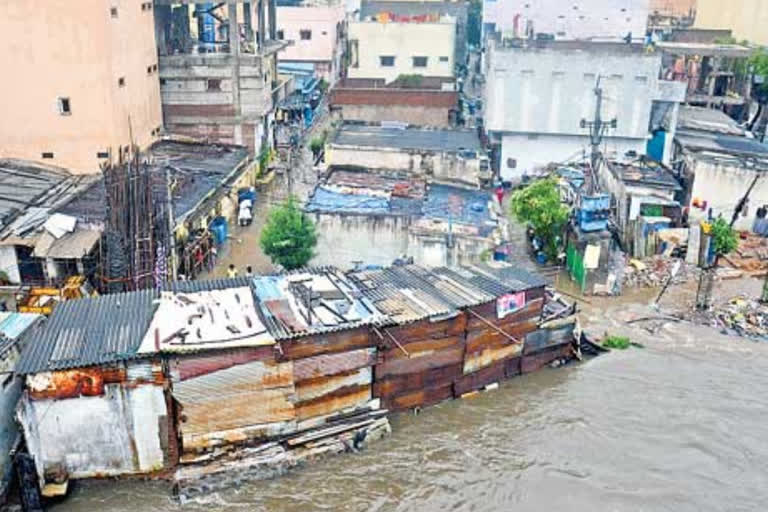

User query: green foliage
[258,147,270,171]
[395,74,424,88]
[318,78,329,93]
[467,0,482,47]
[259,197,317,270]
[510,178,569,260]
[310,130,328,155]
[710,217,739,256]
[602,335,631,350]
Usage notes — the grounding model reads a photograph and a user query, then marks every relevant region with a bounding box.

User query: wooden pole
[466,309,521,344]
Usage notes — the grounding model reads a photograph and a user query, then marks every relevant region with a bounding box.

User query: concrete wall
[482,0,649,42]
[0,0,161,174]
[19,370,168,482]
[695,0,768,46]
[277,6,345,83]
[686,156,768,232]
[649,0,696,17]
[499,133,646,181]
[337,104,451,127]
[0,247,20,285]
[328,145,481,186]
[348,21,455,83]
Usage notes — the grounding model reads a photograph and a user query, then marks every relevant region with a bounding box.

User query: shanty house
[14,289,172,496]
[0,313,44,502]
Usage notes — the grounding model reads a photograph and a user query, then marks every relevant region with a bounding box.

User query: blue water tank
[198,3,216,45]
[238,188,257,204]
[578,194,611,232]
[210,216,228,245]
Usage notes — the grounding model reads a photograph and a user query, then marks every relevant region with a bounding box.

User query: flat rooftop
[608,159,682,191]
[494,39,647,54]
[656,41,752,58]
[332,125,481,153]
[678,106,745,136]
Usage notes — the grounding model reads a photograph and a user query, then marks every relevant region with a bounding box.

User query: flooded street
[48,278,768,512]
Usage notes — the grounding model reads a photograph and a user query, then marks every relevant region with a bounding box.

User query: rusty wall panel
[453,362,505,396]
[296,367,372,403]
[466,298,543,330]
[380,336,463,361]
[171,347,276,381]
[523,323,576,355]
[293,348,375,382]
[294,385,371,421]
[375,344,464,379]
[27,362,164,400]
[373,363,462,398]
[384,382,453,411]
[465,320,538,354]
[521,344,573,374]
[504,356,522,378]
[280,329,373,360]
[387,315,466,341]
[463,343,522,374]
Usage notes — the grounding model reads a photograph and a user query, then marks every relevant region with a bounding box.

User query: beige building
[348,18,456,83]
[0,0,162,174]
[696,0,768,45]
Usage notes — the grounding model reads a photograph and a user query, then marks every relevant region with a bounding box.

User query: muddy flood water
[46,280,768,512]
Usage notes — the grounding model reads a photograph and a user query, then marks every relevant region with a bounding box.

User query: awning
[33,228,102,259]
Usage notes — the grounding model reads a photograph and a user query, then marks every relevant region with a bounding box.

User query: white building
[482,0,649,42]
[347,17,456,83]
[484,40,685,181]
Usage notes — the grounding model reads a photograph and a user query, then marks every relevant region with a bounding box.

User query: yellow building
[695,0,768,45]
[0,0,162,174]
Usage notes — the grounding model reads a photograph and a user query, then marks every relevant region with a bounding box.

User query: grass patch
[602,335,631,350]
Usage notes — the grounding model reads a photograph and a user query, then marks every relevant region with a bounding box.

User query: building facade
[482,0,649,43]
[0,0,163,174]
[276,5,346,84]
[484,41,686,181]
[695,0,768,46]
[347,18,456,83]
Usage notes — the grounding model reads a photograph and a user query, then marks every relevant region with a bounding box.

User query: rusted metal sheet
[373,363,462,398]
[293,348,375,382]
[521,344,573,374]
[170,347,277,381]
[465,320,538,354]
[386,315,466,341]
[295,385,371,421]
[504,356,522,378]
[384,382,453,411]
[453,362,505,396]
[375,344,464,379]
[296,368,372,403]
[523,320,577,355]
[279,329,373,360]
[26,361,165,400]
[466,298,544,330]
[379,335,463,361]
[463,343,522,374]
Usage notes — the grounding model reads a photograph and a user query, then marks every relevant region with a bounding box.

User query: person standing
[245,265,254,278]
[227,264,238,279]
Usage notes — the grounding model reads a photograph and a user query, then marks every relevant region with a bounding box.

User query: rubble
[721,233,768,277]
[708,296,768,342]
[622,256,699,288]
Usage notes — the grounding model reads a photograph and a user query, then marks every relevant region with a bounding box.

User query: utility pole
[580,76,617,193]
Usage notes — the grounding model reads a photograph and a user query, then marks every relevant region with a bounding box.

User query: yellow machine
[17,276,96,315]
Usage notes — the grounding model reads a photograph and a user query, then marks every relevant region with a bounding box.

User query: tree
[510,178,570,261]
[708,217,739,257]
[260,197,318,270]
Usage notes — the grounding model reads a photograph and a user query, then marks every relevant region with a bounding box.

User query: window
[118,77,126,87]
[141,2,152,10]
[321,31,328,35]
[277,29,284,40]
[147,65,153,74]
[160,78,167,86]
[110,6,118,18]
[412,56,428,68]
[97,151,110,159]
[300,30,312,40]
[57,97,71,115]
[439,56,449,63]
[152,64,157,72]
[207,79,221,91]
[380,55,395,67]
[41,152,54,159]
[506,158,516,169]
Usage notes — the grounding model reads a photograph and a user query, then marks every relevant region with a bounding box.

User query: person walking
[227,264,238,279]
[245,265,254,278]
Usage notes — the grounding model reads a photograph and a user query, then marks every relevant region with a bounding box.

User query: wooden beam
[373,326,410,357]
[465,309,521,344]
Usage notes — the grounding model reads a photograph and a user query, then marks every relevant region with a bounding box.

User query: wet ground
[45,274,768,512]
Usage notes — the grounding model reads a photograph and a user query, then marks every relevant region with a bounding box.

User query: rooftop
[607,159,682,191]
[655,41,753,58]
[360,1,466,21]
[0,312,43,359]
[331,124,481,153]
[677,106,745,136]
[676,129,768,159]
[494,39,648,55]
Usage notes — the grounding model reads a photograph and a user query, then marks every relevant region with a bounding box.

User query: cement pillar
[243,2,253,43]
[228,3,242,143]
[257,0,266,49]
[268,0,276,41]
[663,102,680,166]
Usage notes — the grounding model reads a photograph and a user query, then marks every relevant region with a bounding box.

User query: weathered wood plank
[375,345,464,378]
[279,328,374,360]
[385,315,466,341]
[384,382,454,411]
[465,298,544,330]
[465,320,538,354]
[463,343,523,374]
[453,362,505,396]
[521,344,573,374]
[373,363,463,398]
[380,336,464,361]
[294,385,371,421]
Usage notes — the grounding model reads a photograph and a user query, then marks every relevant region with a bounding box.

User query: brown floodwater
[46,280,768,512]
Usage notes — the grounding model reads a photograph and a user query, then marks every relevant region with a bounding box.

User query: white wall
[687,156,768,232]
[0,246,20,284]
[499,133,646,180]
[348,21,455,83]
[482,0,649,42]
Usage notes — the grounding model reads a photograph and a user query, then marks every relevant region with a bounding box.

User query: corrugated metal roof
[16,289,159,374]
[331,125,481,153]
[0,312,42,358]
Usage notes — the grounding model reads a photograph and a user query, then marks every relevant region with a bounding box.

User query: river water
[47,279,768,512]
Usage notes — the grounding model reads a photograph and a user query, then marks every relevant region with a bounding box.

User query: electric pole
[580,76,617,193]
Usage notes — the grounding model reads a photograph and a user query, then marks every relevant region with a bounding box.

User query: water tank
[209,216,228,245]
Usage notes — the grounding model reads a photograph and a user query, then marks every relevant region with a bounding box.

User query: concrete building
[330,78,458,127]
[347,16,456,83]
[650,0,696,18]
[483,40,686,181]
[327,124,489,186]
[481,0,649,43]
[0,1,163,174]
[695,0,768,47]
[154,1,291,155]
[276,4,346,84]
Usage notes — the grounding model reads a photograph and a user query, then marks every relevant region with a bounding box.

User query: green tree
[510,178,570,261]
[709,217,739,256]
[260,197,318,270]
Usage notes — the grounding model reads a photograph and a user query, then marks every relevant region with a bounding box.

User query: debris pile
[721,233,768,277]
[622,256,698,288]
[710,296,768,341]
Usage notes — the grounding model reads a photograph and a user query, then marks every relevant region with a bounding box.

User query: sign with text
[496,292,526,319]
